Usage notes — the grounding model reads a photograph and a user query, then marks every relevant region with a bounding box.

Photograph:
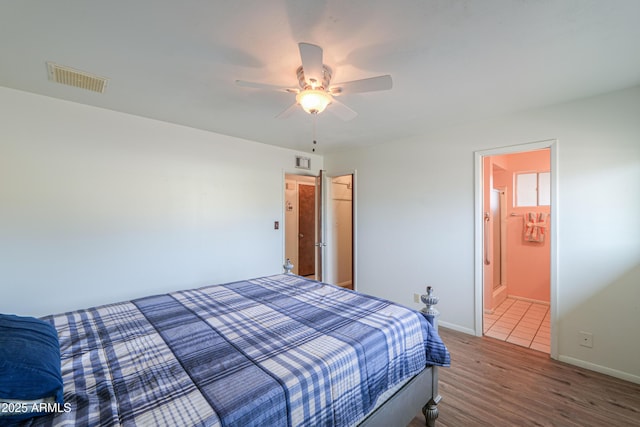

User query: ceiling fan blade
[328,98,358,121]
[275,102,300,119]
[330,75,392,95]
[298,42,324,87]
[236,80,298,93]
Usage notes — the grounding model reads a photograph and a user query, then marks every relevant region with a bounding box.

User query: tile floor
[484,297,550,353]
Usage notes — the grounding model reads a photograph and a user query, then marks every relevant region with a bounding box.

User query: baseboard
[508,295,550,306]
[493,284,508,307]
[558,355,640,385]
[438,321,476,336]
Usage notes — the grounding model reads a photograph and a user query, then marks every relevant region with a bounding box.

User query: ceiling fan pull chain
[312,113,318,152]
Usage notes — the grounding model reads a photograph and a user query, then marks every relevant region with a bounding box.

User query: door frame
[283,172,318,277]
[474,140,558,359]
[324,171,357,290]
[282,169,357,290]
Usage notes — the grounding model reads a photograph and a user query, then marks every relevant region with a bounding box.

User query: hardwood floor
[408,327,640,427]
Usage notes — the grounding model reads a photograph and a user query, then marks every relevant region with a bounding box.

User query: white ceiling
[2,0,639,154]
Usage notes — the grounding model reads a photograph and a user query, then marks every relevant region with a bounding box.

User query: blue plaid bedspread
[31,274,449,426]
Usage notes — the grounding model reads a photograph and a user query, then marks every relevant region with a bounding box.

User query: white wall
[0,87,322,316]
[2,84,638,382]
[325,86,640,383]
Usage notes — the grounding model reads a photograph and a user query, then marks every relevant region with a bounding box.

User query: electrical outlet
[579,331,593,348]
[413,293,420,303]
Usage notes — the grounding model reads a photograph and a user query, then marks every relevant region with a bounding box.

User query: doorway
[284,172,355,289]
[474,140,558,359]
[297,183,316,277]
[284,174,319,279]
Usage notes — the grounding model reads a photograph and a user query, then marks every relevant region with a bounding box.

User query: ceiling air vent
[46,62,108,93]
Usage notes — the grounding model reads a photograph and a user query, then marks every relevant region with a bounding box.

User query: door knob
[299,233,304,238]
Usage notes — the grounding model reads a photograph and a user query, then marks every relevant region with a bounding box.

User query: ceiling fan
[236,43,392,121]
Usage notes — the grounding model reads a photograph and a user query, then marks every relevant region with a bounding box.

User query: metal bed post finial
[283,258,294,274]
[420,286,441,331]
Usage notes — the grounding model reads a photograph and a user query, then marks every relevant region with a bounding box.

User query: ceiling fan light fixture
[296,89,332,114]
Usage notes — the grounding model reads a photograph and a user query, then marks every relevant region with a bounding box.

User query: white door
[324,173,354,289]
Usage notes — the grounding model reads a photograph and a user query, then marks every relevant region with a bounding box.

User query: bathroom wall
[495,150,551,303]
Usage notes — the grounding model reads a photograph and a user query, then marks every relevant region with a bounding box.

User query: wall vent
[295,156,311,170]
[46,62,108,93]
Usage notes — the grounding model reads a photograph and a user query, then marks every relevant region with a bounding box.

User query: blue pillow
[0,314,64,423]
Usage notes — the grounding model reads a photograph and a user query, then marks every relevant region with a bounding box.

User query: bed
[2,273,449,427]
